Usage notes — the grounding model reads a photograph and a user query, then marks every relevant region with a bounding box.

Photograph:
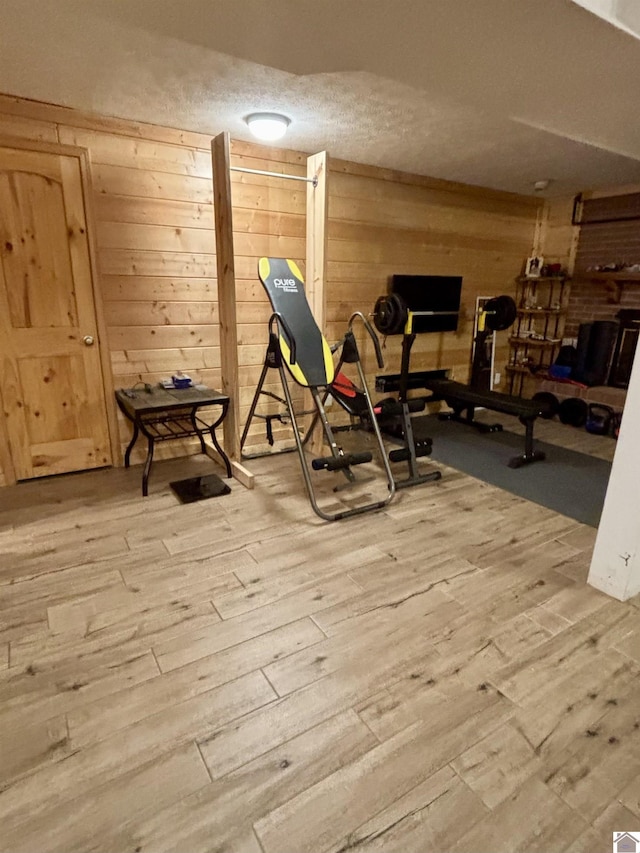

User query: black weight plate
[531,391,559,419]
[558,397,588,427]
[373,296,389,334]
[484,295,517,331]
[373,293,407,335]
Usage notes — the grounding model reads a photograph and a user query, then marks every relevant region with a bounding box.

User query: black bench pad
[423,379,545,420]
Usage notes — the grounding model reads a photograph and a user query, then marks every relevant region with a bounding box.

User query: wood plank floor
[0,420,637,853]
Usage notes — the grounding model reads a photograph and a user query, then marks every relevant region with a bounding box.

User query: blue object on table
[172,374,193,389]
[549,364,572,380]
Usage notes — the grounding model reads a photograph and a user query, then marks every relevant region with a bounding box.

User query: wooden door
[0,145,111,480]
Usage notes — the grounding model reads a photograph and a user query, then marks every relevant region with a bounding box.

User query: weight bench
[422,378,548,468]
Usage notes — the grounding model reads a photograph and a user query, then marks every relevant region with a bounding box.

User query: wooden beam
[204,445,255,490]
[306,151,328,330]
[212,132,241,468]
[305,152,329,453]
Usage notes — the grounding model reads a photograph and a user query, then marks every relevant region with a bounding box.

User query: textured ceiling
[1,0,640,196]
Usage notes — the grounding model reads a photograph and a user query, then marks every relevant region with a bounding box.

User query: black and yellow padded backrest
[258,258,335,388]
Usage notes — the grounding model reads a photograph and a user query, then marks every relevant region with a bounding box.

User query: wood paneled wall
[538,197,579,276]
[326,162,540,390]
[0,93,541,483]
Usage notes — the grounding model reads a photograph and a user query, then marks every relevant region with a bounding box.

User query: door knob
[83,335,95,346]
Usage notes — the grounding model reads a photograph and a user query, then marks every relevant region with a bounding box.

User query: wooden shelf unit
[509,336,561,348]
[508,275,569,396]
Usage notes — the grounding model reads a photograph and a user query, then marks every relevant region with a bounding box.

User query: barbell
[372,292,517,335]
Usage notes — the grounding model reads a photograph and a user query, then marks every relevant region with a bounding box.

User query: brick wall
[565,278,640,337]
[566,194,640,337]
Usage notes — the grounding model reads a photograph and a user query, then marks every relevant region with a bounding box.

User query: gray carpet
[412,414,612,527]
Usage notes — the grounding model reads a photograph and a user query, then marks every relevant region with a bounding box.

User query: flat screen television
[391,274,462,333]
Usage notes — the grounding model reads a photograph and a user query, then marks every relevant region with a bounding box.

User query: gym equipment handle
[269,312,297,364]
[349,311,385,368]
[312,452,373,471]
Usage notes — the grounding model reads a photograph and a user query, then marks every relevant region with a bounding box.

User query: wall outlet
[494,371,501,385]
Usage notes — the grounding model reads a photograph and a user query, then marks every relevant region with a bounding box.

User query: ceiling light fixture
[245,112,290,142]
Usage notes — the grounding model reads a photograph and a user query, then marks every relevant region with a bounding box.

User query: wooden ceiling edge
[0,92,308,167]
[581,183,640,200]
[0,93,542,208]
[329,156,543,209]
[0,92,215,150]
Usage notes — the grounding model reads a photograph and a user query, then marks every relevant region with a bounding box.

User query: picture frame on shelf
[525,256,544,278]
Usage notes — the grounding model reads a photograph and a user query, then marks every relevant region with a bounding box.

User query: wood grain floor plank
[0,561,130,611]
[545,739,640,824]
[121,544,257,589]
[197,621,455,780]
[212,545,384,620]
[263,589,454,697]
[0,562,128,645]
[488,612,554,660]
[312,578,467,640]
[160,514,303,558]
[492,622,610,706]
[617,771,640,818]
[0,670,275,835]
[240,524,396,584]
[540,679,640,822]
[556,524,598,552]
[1,743,211,853]
[320,764,488,853]
[104,710,377,853]
[46,568,240,637]
[346,552,476,592]
[513,650,639,760]
[9,602,222,671]
[565,802,640,853]
[454,513,579,571]
[154,575,363,672]
[452,721,544,809]
[0,605,49,645]
[0,534,131,584]
[526,604,574,636]
[68,618,323,747]
[541,582,615,624]
[0,648,160,729]
[254,686,511,853]
[0,714,70,789]
[450,777,586,852]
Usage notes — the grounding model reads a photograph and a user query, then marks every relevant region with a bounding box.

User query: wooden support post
[204,445,254,490]
[306,151,328,329]
[211,132,254,488]
[305,151,329,453]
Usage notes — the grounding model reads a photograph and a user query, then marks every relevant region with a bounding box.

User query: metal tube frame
[230,165,318,186]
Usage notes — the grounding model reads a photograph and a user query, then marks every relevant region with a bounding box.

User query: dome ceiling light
[245,113,291,142]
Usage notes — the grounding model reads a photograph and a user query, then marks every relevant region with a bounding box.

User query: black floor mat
[413,414,612,527]
[169,474,231,503]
